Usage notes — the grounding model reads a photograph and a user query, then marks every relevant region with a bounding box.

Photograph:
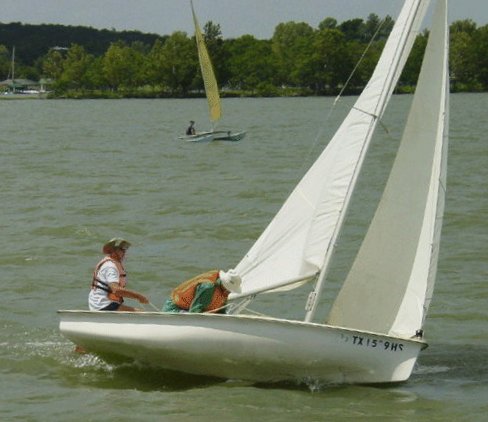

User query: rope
[147,301,160,312]
[333,18,389,106]
[202,296,272,317]
[292,16,392,189]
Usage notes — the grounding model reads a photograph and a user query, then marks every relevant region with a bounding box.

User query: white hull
[1,91,48,100]
[58,311,425,384]
[178,132,214,143]
[177,130,245,143]
[213,131,246,142]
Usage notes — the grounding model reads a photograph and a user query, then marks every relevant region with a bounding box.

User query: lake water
[0,95,486,421]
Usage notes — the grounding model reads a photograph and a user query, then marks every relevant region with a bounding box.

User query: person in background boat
[186,120,196,135]
[162,269,241,313]
[89,238,149,311]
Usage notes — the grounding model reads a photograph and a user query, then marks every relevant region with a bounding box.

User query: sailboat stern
[310,324,426,384]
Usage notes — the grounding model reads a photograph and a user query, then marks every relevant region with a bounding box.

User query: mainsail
[191,0,221,123]
[235,0,430,318]
[328,0,449,337]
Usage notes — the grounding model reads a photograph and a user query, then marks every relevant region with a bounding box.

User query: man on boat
[89,238,149,311]
[162,269,241,313]
[186,120,196,135]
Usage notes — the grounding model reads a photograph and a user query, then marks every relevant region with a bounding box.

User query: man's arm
[109,282,149,304]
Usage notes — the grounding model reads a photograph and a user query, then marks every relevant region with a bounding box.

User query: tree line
[0,16,486,98]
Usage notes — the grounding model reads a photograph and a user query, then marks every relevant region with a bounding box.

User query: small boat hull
[1,91,48,100]
[178,132,214,143]
[58,311,425,384]
[213,131,246,142]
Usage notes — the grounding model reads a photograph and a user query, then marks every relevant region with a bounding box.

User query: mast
[11,46,15,88]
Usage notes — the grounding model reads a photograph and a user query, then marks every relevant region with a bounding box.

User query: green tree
[56,44,95,90]
[225,35,277,91]
[448,20,478,90]
[310,28,352,93]
[84,56,106,89]
[201,21,228,88]
[378,16,395,40]
[271,22,315,87]
[102,41,145,90]
[451,19,477,35]
[339,18,365,41]
[363,14,381,41]
[0,45,10,79]
[363,14,394,42]
[472,24,488,89]
[399,32,428,89]
[41,48,66,80]
[146,31,196,94]
[318,17,337,30]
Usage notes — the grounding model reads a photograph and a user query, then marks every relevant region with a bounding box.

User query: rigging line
[238,307,271,318]
[334,17,390,107]
[226,296,255,315]
[246,19,395,284]
[147,302,160,311]
[356,2,425,143]
[204,297,253,315]
[295,16,391,180]
[375,0,423,119]
[228,298,272,317]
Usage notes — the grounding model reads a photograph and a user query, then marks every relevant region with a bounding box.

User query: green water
[0,95,486,421]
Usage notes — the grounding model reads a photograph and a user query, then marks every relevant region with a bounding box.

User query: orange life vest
[171,270,229,312]
[91,257,127,303]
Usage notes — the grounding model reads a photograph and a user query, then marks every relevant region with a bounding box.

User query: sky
[2,0,488,40]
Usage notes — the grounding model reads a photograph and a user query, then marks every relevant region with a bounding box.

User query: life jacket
[171,270,229,312]
[91,257,127,303]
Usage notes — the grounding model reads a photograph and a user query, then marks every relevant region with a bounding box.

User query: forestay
[234,0,430,320]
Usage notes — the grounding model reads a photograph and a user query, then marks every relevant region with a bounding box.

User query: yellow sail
[191,1,221,123]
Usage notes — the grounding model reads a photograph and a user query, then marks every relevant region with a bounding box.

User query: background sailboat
[1,46,47,99]
[179,0,246,142]
[59,0,449,385]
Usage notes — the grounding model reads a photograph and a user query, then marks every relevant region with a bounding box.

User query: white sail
[327,0,449,337]
[235,0,429,301]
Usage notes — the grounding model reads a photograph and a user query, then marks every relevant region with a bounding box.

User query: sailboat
[1,46,47,99]
[59,0,449,384]
[178,0,246,143]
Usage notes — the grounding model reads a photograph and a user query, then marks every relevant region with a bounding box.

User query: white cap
[219,269,242,293]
